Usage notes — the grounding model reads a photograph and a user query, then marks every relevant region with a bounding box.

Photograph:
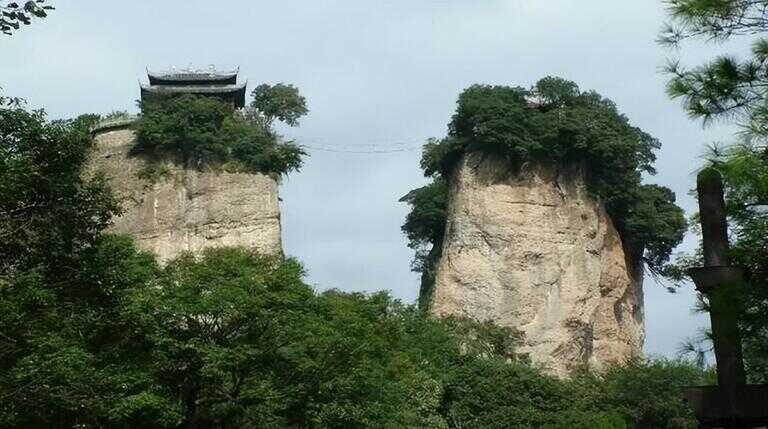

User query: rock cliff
[88,125,282,263]
[429,153,644,377]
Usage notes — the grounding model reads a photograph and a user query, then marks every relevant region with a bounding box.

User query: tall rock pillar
[429,153,644,377]
[89,123,283,263]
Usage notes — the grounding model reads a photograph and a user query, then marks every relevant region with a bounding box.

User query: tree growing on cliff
[249,83,308,130]
[134,93,306,177]
[402,77,688,309]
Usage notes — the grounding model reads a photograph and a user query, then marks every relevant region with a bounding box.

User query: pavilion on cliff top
[140,66,247,108]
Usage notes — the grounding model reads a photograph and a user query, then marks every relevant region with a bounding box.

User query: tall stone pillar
[429,153,644,377]
[88,123,283,263]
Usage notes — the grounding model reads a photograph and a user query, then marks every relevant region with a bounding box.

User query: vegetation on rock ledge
[402,77,688,308]
[134,88,307,178]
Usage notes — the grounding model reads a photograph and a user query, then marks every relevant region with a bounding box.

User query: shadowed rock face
[88,127,282,263]
[430,153,644,377]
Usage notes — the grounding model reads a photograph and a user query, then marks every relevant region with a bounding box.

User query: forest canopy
[403,77,688,307]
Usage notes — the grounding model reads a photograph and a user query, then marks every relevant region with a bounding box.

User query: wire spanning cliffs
[402,78,687,377]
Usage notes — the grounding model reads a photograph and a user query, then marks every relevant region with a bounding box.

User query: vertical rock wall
[430,153,644,377]
[88,125,283,263]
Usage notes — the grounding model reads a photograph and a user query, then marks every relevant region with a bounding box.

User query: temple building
[140,66,247,108]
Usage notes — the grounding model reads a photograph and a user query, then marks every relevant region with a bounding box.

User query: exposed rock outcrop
[429,153,644,377]
[88,126,282,263]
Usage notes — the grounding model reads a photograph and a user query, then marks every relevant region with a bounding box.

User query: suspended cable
[299,144,423,154]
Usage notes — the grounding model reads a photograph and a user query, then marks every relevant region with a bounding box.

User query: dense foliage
[1,243,709,428]
[661,0,768,382]
[0,105,118,275]
[662,0,768,137]
[399,178,449,309]
[134,91,306,178]
[403,77,687,308]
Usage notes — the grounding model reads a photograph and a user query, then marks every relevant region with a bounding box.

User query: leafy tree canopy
[1,242,710,428]
[250,83,309,128]
[662,0,768,137]
[403,78,687,301]
[1,0,53,35]
[0,103,118,275]
[0,101,158,427]
[134,92,306,178]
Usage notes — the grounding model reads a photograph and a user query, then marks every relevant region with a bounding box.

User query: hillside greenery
[0,100,710,428]
[134,89,307,178]
[402,77,688,308]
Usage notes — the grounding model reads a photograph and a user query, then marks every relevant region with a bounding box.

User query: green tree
[0,235,176,428]
[1,0,53,35]
[0,101,176,428]
[662,0,768,135]
[126,247,315,428]
[661,0,768,381]
[592,358,710,428]
[0,105,118,275]
[399,177,449,310]
[249,83,309,129]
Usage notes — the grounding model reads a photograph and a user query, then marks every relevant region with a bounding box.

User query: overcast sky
[1,0,752,358]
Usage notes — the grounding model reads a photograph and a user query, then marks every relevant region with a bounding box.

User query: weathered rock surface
[430,153,644,377]
[88,126,282,263]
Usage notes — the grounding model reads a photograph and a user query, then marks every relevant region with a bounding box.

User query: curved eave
[140,83,247,108]
[147,71,238,86]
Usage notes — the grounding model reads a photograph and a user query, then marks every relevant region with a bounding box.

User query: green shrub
[134,93,306,177]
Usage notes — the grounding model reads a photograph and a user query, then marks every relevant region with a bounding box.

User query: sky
[0,0,752,358]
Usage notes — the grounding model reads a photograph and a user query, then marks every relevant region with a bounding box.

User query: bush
[134,93,306,177]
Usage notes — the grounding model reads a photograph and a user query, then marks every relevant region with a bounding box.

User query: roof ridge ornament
[141,65,246,108]
[146,65,239,78]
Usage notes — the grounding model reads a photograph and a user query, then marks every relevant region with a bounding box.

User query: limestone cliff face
[430,153,644,377]
[88,126,282,263]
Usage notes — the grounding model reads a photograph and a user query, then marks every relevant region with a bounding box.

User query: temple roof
[147,69,239,86]
[141,66,247,108]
